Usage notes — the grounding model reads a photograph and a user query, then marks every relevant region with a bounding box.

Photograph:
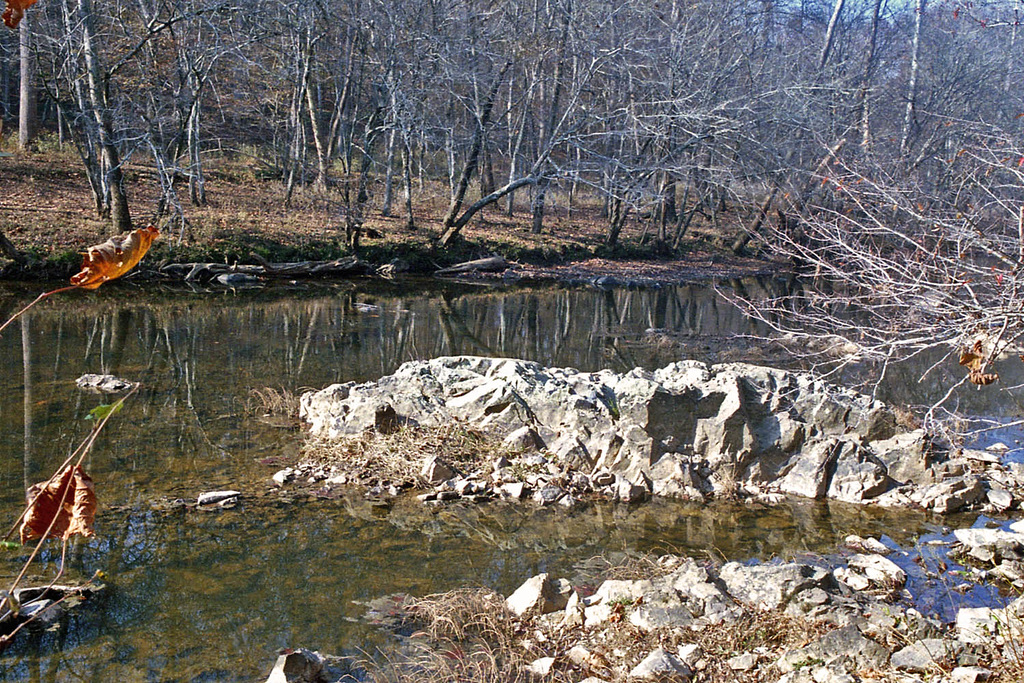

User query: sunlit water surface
[0,278,1017,681]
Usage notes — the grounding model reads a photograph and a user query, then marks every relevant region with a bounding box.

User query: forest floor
[0,147,781,283]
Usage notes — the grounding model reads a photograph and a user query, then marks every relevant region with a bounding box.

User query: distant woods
[0,0,1021,250]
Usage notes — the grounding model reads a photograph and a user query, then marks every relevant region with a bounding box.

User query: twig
[0,285,80,338]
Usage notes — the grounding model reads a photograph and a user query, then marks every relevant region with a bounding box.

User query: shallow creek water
[0,278,1017,681]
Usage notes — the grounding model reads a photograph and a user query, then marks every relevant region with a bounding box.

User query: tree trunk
[818,0,846,72]
[856,0,883,149]
[80,0,131,233]
[18,17,36,150]
[438,60,513,247]
[900,0,926,157]
[401,138,414,229]
[531,176,549,234]
[381,127,395,217]
[303,31,330,190]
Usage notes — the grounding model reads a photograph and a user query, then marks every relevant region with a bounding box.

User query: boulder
[197,490,241,506]
[298,356,961,508]
[953,527,1024,564]
[628,647,692,680]
[420,457,456,485]
[840,554,907,590]
[505,573,572,617]
[75,373,135,393]
[718,562,832,611]
[890,638,961,673]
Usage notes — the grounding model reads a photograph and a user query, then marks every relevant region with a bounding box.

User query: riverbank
[0,151,777,284]
[266,525,1024,683]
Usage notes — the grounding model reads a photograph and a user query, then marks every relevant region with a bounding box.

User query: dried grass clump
[363,588,534,683]
[692,605,831,657]
[248,387,300,417]
[407,589,515,643]
[302,422,512,488]
[575,550,686,582]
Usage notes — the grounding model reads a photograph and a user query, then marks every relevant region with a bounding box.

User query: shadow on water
[0,278,1011,681]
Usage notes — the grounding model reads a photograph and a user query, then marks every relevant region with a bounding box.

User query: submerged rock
[75,373,135,393]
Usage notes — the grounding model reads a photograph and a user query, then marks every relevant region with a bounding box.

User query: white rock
[677,643,701,667]
[197,490,241,506]
[528,657,555,676]
[505,573,571,616]
[844,535,890,555]
[956,607,1001,644]
[728,653,757,670]
[834,567,870,591]
[846,554,906,588]
[628,647,691,679]
[272,468,295,485]
[951,665,992,683]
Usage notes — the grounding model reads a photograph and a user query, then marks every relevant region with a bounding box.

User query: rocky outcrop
[300,356,1021,512]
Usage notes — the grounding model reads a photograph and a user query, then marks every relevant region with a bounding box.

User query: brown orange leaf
[70,225,159,290]
[969,369,998,386]
[3,0,36,29]
[960,341,998,386]
[20,465,96,544]
[65,467,96,540]
[958,348,983,370]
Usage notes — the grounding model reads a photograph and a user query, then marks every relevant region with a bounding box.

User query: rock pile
[299,356,1023,512]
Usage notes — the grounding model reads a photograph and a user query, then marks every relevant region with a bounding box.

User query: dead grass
[364,589,534,683]
[248,387,300,416]
[301,422,513,488]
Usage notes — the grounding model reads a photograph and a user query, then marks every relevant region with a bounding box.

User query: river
[0,278,1013,681]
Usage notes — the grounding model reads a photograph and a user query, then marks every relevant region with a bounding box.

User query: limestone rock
[503,426,544,451]
[953,527,1024,564]
[75,373,135,393]
[628,647,692,680]
[505,573,572,616]
[890,638,961,673]
[420,457,456,485]
[527,657,555,676]
[951,666,993,683]
[718,562,831,610]
[197,490,241,506]
[956,607,1001,644]
[843,554,907,589]
[298,356,935,507]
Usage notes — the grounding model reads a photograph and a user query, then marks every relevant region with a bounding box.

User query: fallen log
[160,255,371,283]
[434,256,508,276]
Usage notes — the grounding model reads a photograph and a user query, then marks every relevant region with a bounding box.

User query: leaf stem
[0,285,80,338]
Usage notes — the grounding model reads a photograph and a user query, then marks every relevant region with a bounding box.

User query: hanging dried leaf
[20,465,96,544]
[65,467,96,539]
[70,225,160,290]
[960,340,998,386]
[3,0,36,29]
[969,369,999,386]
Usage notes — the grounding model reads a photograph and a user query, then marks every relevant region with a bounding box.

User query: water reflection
[0,278,1001,680]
